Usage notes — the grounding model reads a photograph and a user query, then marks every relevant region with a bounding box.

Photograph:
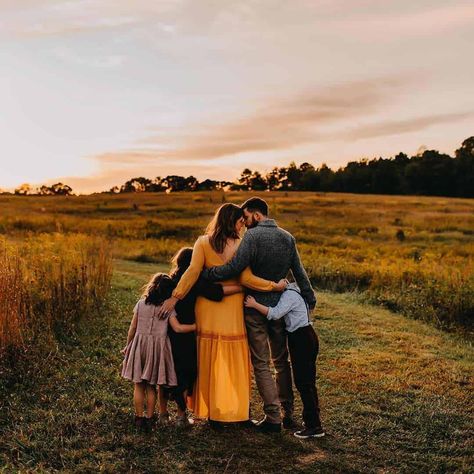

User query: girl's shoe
[134,415,146,430]
[176,415,193,429]
[294,426,325,439]
[144,416,155,432]
[157,412,170,426]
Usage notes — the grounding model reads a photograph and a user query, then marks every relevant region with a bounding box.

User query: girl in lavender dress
[121,273,195,430]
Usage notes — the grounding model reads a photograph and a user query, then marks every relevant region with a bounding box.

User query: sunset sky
[1,0,473,193]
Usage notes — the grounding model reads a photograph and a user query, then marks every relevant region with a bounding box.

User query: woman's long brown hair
[206,203,243,254]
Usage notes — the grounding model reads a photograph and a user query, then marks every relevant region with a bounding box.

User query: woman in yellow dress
[164,203,285,423]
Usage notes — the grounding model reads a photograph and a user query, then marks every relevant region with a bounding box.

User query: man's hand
[158,296,179,318]
[244,295,257,308]
[274,278,289,291]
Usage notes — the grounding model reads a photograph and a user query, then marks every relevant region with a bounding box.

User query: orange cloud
[95,78,408,164]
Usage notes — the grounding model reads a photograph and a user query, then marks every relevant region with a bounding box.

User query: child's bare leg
[145,385,157,418]
[133,382,146,417]
[158,386,169,414]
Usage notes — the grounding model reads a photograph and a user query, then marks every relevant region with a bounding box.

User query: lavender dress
[121,299,177,386]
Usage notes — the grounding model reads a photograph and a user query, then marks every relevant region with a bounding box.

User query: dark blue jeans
[287,325,322,429]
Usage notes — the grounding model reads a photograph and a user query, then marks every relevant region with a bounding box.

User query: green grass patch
[1,261,473,472]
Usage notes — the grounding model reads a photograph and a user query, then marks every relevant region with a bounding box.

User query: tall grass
[0,234,113,358]
[0,191,472,331]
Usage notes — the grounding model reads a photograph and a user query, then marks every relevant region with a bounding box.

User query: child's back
[122,299,177,387]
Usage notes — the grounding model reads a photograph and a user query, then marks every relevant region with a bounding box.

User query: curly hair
[141,272,175,306]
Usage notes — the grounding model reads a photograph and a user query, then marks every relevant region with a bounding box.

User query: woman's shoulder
[196,235,210,247]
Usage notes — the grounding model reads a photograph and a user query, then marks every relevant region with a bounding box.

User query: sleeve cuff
[171,290,182,300]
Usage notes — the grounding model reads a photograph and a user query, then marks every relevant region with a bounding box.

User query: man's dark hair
[241,197,269,216]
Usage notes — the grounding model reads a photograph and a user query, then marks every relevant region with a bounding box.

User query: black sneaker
[282,416,300,431]
[238,419,256,429]
[294,426,325,439]
[253,419,281,433]
[134,415,146,430]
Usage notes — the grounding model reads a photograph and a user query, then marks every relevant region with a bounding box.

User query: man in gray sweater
[202,197,316,433]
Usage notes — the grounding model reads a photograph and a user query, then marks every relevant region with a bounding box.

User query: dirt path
[1,260,472,473]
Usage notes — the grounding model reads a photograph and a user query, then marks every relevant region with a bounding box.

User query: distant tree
[454,136,474,198]
[405,150,454,196]
[285,162,302,189]
[120,177,151,193]
[249,171,267,190]
[49,183,73,195]
[369,158,401,195]
[299,163,317,190]
[265,167,281,190]
[14,183,33,195]
[162,175,188,192]
[338,160,371,193]
[109,186,120,194]
[198,179,219,191]
[184,176,199,191]
[38,185,53,196]
[146,177,165,192]
[238,168,253,190]
[317,164,336,192]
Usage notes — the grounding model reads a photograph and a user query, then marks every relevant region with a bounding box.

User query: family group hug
[121,197,325,439]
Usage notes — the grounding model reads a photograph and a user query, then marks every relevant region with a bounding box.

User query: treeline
[109,136,473,198]
[5,136,473,198]
[11,182,73,196]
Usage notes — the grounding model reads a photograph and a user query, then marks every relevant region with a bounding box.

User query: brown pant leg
[245,310,282,424]
[268,319,294,418]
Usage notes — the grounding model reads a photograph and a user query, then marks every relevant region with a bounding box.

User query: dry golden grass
[0,234,112,357]
[0,191,472,330]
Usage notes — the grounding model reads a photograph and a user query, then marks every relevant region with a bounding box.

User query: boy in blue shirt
[245,282,324,439]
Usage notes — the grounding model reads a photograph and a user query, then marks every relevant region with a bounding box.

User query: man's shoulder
[251,222,294,241]
[276,225,295,241]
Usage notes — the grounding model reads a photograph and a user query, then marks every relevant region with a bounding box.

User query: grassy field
[0,259,472,473]
[0,191,473,330]
[0,234,112,358]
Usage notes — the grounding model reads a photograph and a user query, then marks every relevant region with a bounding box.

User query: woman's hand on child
[244,295,256,308]
[274,279,289,291]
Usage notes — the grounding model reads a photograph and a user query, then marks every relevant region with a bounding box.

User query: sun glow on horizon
[1,0,473,193]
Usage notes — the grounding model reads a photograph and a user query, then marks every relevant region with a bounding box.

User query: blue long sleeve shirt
[267,283,311,333]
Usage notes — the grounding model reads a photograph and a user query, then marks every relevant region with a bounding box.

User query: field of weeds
[0,234,112,362]
[1,191,472,331]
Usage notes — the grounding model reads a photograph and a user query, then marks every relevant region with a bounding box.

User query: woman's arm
[222,284,243,296]
[158,237,206,316]
[239,266,288,292]
[169,315,196,333]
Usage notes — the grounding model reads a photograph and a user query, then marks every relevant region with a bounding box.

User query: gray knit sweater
[202,219,316,308]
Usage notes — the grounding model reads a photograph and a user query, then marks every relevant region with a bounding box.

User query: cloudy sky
[1,0,473,193]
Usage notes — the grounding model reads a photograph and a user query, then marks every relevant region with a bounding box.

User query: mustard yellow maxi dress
[172,235,277,422]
